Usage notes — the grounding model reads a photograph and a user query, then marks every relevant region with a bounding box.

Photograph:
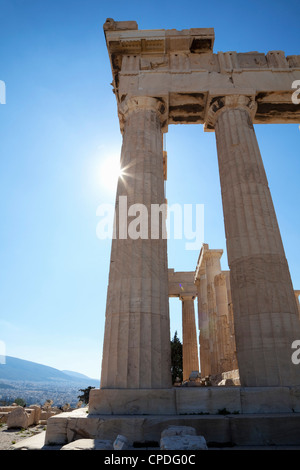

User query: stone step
[44,408,300,448]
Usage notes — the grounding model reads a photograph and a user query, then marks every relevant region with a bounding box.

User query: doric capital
[118,95,168,133]
[203,249,223,261]
[214,272,227,287]
[205,93,257,131]
[180,294,196,302]
[195,243,223,280]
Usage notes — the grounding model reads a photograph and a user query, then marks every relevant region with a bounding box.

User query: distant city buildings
[0,381,86,407]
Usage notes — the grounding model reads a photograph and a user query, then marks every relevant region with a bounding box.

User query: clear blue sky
[0,0,299,379]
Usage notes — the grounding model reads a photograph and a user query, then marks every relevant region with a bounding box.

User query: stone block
[229,414,300,446]
[29,405,41,424]
[45,414,68,445]
[240,387,292,413]
[175,387,241,414]
[161,425,196,438]
[113,434,129,450]
[61,439,113,450]
[89,388,176,415]
[26,408,35,426]
[290,386,300,413]
[0,412,9,423]
[160,435,208,450]
[7,406,29,429]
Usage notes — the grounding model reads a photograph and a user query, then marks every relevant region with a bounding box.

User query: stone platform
[44,387,300,447]
[88,386,300,415]
[45,409,300,447]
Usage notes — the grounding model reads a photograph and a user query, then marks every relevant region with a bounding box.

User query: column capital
[204,93,257,131]
[118,95,168,133]
[214,272,227,287]
[180,294,196,301]
[203,249,223,261]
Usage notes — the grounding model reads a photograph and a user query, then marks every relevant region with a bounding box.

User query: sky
[0,0,299,380]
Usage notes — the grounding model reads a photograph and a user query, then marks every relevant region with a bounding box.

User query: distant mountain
[62,370,97,381]
[0,356,99,386]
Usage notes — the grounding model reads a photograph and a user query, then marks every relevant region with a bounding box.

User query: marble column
[203,247,223,375]
[207,94,300,386]
[195,272,211,377]
[180,295,199,381]
[224,271,238,371]
[100,96,172,389]
[214,272,236,373]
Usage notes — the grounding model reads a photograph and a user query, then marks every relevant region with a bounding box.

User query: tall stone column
[203,247,223,375]
[180,295,199,381]
[195,276,211,377]
[100,96,172,389]
[214,272,236,373]
[206,94,300,386]
[294,291,300,320]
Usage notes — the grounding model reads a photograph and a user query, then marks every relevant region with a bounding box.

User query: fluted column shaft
[100,97,171,389]
[214,272,237,373]
[294,291,300,320]
[204,250,223,375]
[196,274,211,377]
[213,96,300,386]
[180,295,199,381]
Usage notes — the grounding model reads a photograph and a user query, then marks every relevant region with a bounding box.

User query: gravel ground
[0,423,46,450]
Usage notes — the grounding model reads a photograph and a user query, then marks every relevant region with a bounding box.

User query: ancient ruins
[43,19,300,448]
[97,17,300,390]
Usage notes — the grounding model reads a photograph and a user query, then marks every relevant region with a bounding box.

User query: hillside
[0,356,99,386]
[61,370,93,380]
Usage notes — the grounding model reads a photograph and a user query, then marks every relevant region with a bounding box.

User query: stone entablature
[168,269,197,298]
[103,19,300,127]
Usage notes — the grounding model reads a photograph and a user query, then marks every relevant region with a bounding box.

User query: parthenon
[97,18,300,392]
[45,19,300,447]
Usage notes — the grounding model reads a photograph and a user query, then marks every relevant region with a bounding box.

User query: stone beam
[103,19,300,127]
[168,269,197,298]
